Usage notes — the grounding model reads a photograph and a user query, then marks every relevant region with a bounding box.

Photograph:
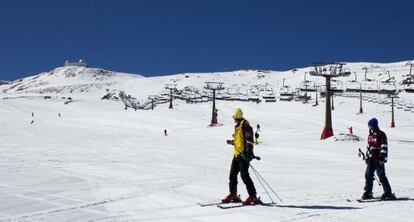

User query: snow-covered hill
[1,60,414,109]
[0,80,10,86]
[0,60,414,222]
[1,66,144,96]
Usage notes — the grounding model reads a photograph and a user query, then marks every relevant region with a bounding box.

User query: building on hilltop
[64,59,88,67]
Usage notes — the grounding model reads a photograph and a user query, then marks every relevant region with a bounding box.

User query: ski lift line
[355,64,413,69]
[349,67,412,72]
[304,64,412,73]
[343,64,412,70]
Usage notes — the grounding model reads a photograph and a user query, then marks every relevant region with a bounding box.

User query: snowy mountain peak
[2,64,143,95]
[0,80,10,85]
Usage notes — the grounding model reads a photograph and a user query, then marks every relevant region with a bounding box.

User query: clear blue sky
[1,0,413,80]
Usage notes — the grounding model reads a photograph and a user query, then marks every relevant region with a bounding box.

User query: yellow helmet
[232,108,243,119]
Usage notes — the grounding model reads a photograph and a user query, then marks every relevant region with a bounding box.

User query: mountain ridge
[1,60,413,109]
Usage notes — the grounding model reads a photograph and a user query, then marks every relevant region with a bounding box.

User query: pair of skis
[200,196,412,209]
[197,201,277,209]
[347,196,410,203]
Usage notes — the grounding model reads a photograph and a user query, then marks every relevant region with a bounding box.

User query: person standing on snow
[362,118,395,200]
[254,131,260,144]
[222,108,261,205]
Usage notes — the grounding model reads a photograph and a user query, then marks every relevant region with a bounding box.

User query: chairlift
[404,84,414,93]
[378,81,397,94]
[345,81,361,92]
[248,95,261,103]
[360,79,379,93]
[295,89,312,102]
[300,80,317,92]
[345,72,360,92]
[262,86,275,97]
[264,98,276,102]
[248,90,261,102]
[279,86,294,101]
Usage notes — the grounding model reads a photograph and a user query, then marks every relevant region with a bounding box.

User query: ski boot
[380,192,396,200]
[242,195,262,205]
[361,192,374,200]
[221,194,241,203]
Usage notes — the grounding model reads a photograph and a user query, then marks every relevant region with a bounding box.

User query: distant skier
[256,123,260,132]
[254,132,260,144]
[31,112,34,117]
[348,126,353,135]
[222,108,261,205]
[164,129,168,136]
[58,113,61,117]
[30,120,34,124]
[362,118,395,200]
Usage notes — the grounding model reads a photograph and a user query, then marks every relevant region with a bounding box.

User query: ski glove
[243,147,255,162]
[240,152,252,162]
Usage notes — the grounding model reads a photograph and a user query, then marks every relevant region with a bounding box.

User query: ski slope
[0,93,414,222]
[1,61,414,221]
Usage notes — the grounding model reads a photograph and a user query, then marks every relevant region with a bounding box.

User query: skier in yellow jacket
[222,108,261,205]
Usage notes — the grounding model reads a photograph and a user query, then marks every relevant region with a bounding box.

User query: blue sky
[0,0,413,80]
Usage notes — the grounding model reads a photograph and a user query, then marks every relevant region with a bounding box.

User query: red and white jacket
[367,128,388,162]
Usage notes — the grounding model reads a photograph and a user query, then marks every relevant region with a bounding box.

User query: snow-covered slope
[0,61,413,221]
[0,80,9,86]
[2,61,413,98]
[1,66,144,97]
[2,61,414,110]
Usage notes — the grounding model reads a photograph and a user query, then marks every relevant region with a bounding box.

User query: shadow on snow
[276,205,361,210]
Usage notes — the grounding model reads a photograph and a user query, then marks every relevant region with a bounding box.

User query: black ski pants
[364,158,392,194]
[229,156,257,196]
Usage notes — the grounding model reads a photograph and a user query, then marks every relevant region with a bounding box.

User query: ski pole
[250,164,275,203]
[358,148,382,186]
[374,175,382,186]
[250,165,282,203]
[249,163,283,203]
[252,166,283,203]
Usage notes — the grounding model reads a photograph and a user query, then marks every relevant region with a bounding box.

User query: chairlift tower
[407,61,414,77]
[205,82,225,125]
[304,81,309,103]
[148,95,157,110]
[303,72,309,103]
[165,84,177,109]
[310,62,351,139]
[362,67,369,80]
[359,82,363,114]
[388,94,398,128]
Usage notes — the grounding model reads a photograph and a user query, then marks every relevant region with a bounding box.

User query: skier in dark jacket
[254,132,260,144]
[362,118,395,200]
[222,108,261,205]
